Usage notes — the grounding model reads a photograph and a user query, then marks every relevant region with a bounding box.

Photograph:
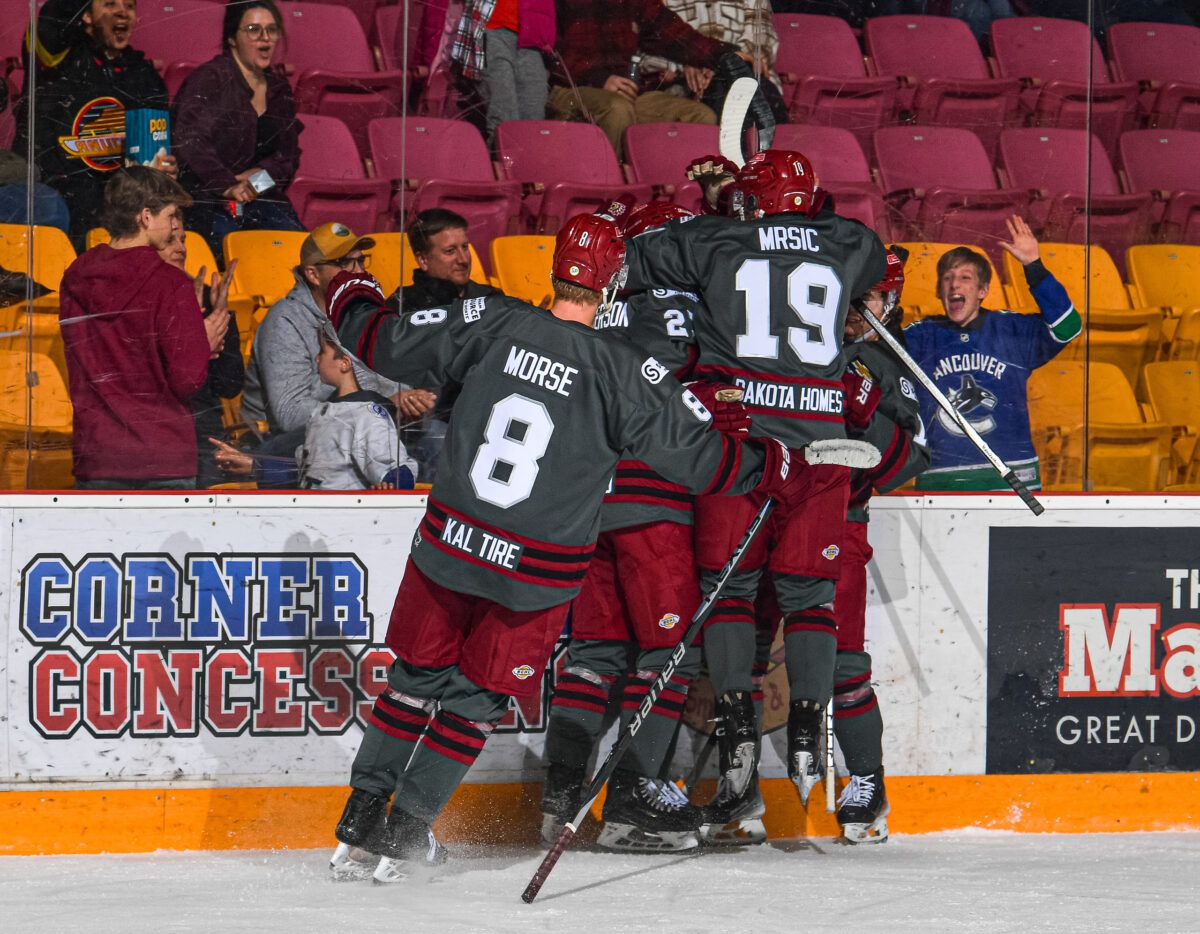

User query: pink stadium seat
[288,114,390,233]
[1119,129,1200,244]
[0,0,32,61]
[368,116,521,268]
[997,128,1151,275]
[277,2,407,152]
[989,17,1137,159]
[873,125,1028,267]
[494,121,652,234]
[326,0,379,36]
[865,15,1019,157]
[772,124,892,240]
[373,2,424,72]
[773,14,896,157]
[623,123,718,213]
[1108,22,1200,131]
[135,0,223,78]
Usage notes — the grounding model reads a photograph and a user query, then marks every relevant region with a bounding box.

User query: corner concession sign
[987,527,1200,773]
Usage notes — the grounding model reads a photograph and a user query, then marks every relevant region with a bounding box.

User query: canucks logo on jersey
[938,373,998,436]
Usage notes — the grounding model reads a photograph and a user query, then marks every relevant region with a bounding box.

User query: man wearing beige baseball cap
[241,222,435,457]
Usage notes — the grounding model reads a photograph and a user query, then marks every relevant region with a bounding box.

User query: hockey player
[539,201,737,852]
[904,215,1081,492]
[324,213,878,883]
[621,149,888,831]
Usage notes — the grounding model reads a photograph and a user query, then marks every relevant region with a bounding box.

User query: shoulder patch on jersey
[369,402,390,420]
[651,288,700,302]
[640,356,669,385]
[463,297,486,322]
[900,376,917,401]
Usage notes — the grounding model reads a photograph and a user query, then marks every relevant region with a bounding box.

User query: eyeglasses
[240,23,281,39]
[319,253,371,271]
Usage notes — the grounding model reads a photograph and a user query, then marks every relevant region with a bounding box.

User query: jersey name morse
[503,345,579,397]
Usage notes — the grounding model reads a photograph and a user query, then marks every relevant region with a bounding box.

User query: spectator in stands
[0,152,71,233]
[172,0,303,254]
[637,0,788,124]
[211,326,418,490]
[240,222,434,465]
[13,0,177,245]
[157,220,244,488]
[548,0,746,158]
[60,166,228,489]
[450,0,556,142]
[396,208,502,310]
[903,216,1081,492]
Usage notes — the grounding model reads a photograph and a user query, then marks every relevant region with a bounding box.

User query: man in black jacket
[13,0,176,245]
[394,209,501,312]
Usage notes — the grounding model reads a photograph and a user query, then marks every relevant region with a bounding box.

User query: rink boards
[2,491,1199,854]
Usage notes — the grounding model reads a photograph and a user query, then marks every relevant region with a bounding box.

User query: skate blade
[699,818,767,847]
[841,816,889,845]
[329,843,376,882]
[596,823,699,852]
[790,753,822,805]
[372,856,409,884]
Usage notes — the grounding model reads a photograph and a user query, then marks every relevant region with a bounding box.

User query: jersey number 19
[734,258,843,366]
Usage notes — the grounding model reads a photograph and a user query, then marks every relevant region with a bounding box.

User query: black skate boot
[598,768,703,852]
[540,763,587,845]
[837,766,890,844]
[372,807,449,884]
[787,698,824,805]
[330,789,388,880]
[699,690,765,845]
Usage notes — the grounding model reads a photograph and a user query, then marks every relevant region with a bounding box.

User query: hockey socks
[392,709,496,824]
[619,668,691,776]
[544,667,617,770]
[833,664,883,776]
[703,597,757,696]
[782,607,837,707]
[350,689,435,798]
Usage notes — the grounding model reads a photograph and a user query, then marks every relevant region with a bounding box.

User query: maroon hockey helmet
[622,200,694,238]
[552,213,627,292]
[729,149,820,218]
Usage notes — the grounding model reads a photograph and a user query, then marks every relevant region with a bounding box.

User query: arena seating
[224,230,308,309]
[0,349,73,489]
[368,231,489,297]
[1118,130,1200,244]
[291,114,391,233]
[489,235,555,308]
[623,123,716,213]
[373,3,423,72]
[1127,244,1200,314]
[0,224,76,293]
[1107,22,1200,130]
[1143,360,1200,484]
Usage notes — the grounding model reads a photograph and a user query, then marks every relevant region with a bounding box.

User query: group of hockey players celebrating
[323,145,930,885]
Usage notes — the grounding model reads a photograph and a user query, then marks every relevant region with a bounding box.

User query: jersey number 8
[734,259,843,366]
[470,393,555,508]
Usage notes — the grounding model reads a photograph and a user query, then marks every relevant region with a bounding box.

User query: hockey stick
[718,76,759,168]
[858,306,1045,516]
[521,496,775,904]
[824,699,835,813]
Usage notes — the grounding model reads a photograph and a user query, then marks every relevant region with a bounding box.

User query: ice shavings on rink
[3,830,1199,934]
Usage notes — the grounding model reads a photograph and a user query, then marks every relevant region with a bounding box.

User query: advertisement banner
[987,526,1200,773]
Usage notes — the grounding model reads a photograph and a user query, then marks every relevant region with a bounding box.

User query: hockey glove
[842,370,881,430]
[685,154,738,214]
[686,381,751,435]
[751,438,811,506]
[326,270,386,330]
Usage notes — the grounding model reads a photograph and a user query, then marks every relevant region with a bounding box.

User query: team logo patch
[569,264,581,276]
[822,544,840,560]
[512,664,536,680]
[462,297,485,322]
[331,223,350,237]
[58,96,126,171]
[657,613,681,630]
[369,402,389,420]
[641,356,669,385]
[900,376,917,401]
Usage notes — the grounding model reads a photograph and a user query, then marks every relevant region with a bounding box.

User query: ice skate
[837,767,890,845]
[788,699,824,805]
[597,769,701,852]
[331,789,388,879]
[699,774,767,846]
[540,762,586,846]
[803,438,881,470]
[371,808,449,885]
[329,842,380,881]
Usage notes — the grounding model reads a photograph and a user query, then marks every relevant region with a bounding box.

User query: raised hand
[999,215,1040,265]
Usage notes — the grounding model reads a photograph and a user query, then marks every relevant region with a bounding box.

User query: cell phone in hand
[247,169,275,194]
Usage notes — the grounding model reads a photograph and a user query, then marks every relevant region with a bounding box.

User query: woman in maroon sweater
[172,0,303,254]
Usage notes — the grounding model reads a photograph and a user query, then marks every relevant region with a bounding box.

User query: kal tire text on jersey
[440,515,522,570]
[503,346,579,397]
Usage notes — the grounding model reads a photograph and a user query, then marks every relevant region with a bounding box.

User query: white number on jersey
[734,258,843,366]
[663,308,690,339]
[469,393,555,508]
[410,308,448,326]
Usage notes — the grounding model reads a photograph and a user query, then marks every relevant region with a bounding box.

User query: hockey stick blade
[519,497,775,903]
[859,307,1045,516]
[719,77,758,168]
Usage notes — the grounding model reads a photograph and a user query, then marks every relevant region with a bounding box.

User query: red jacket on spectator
[552,0,734,89]
[60,245,212,481]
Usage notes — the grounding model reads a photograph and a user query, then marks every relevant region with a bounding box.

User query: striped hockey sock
[704,597,757,696]
[833,670,884,775]
[544,668,617,770]
[782,606,838,707]
[350,689,434,798]
[619,669,691,776]
[392,708,496,823]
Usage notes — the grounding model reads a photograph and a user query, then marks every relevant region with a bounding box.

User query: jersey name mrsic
[932,352,1008,381]
[757,225,821,252]
[503,345,579,397]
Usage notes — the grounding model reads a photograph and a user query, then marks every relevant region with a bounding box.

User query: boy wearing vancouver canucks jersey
[322,214,853,884]
[622,150,888,822]
[903,216,1081,491]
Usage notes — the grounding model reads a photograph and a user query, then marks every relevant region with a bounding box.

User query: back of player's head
[408,208,468,256]
[621,201,694,238]
[551,213,627,298]
[103,165,193,238]
[729,149,820,219]
[936,246,992,290]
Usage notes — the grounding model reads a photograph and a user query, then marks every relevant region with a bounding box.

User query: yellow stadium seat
[223,230,308,308]
[895,241,1002,316]
[88,227,225,281]
[0,224,77,293]
[1144,360,1200,483]
[489,235,555,307]
[0,311,67,380]
[0,349,73,489]
[1054,308,1164,391]
[85,227,107,250]
[1127,244,1200,314]
[1003,242,1130,310]
[368,232,489,298]
[1166,307,1200,359]
[1028,360,1170,490]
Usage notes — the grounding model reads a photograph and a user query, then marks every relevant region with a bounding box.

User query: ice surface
[3,830,1198,933]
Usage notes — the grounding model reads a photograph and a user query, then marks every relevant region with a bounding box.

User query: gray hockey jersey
[623,209,887,448]
[333,292,767,610]
[296,390,417,490]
